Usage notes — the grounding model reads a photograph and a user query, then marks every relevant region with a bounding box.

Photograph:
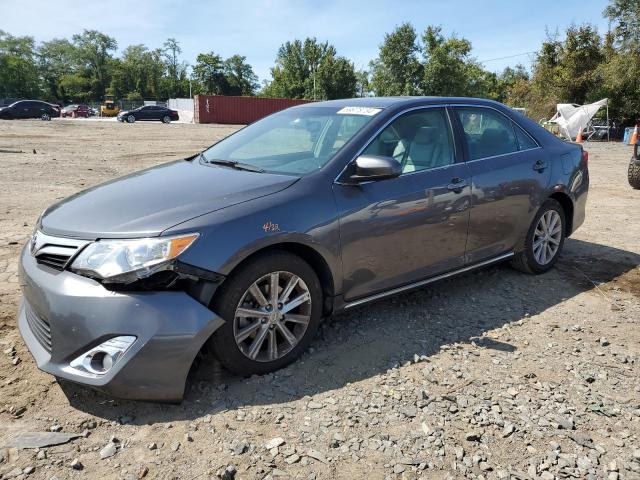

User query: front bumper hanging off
[18,244,224,402]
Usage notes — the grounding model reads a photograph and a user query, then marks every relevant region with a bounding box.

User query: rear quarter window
[513,122,539,150]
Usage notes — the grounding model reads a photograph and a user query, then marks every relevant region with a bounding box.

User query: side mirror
[349,155,401,182]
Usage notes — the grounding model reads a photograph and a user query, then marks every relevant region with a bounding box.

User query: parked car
[0,100,60,120]
[18,97,589,401]
[61,104,90,118]
[117,105,179,123]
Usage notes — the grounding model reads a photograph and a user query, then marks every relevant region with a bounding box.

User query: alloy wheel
[533,210,562,265]
[233,271,312,362]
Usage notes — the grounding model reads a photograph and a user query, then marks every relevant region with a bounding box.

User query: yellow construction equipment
[100,96,120,117]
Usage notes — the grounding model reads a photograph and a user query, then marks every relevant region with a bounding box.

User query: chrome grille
[25,304,52,352]
[31,231,90,271]
[36,251,74,270]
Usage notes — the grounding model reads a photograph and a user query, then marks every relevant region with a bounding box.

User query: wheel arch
[548,191,574,236]
[219,241,336,317]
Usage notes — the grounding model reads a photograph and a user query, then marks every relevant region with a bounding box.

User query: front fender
[163,180,344,295]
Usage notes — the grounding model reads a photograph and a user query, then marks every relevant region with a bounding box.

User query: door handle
[533,160,547,172]
[447,178,468,193]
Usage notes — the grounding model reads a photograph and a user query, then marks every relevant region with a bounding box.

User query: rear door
[144,106,161,120]
[29,101,46,118]
[453,106,551,263]
[333,106,471,302]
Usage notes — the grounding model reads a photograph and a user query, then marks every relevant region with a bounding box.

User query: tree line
[368,0,638,124]
[0,30,260,102]
[0,0,637,124]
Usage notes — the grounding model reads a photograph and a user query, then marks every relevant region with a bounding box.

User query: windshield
[201,106,380,175]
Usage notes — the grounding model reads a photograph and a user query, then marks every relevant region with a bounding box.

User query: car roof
[292,96,506,110]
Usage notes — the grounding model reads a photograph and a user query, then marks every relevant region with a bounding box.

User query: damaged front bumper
[18,244,224,402]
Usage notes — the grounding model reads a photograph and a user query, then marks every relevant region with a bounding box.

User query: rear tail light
[582,150,589,164]
[170,110,178,114]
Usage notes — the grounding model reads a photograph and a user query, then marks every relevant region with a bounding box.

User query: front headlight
[70,233,199,281]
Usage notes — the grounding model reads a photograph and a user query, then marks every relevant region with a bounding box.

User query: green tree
[110,45,166,99]
[525,25,603,120]
[192,52,228,95]
[316,55,357,100]
[0,30,40,99]
[421,26,478,96]
[38,38,77,102]
[162,38,189,97]
[264,38,356,99]
[604,0,640,49]
[370,23,422,96]
[264,39,308,98]
[559,24,603,104]
[355,70,370,97]
[499,65,532,107]
[72,30,117,100]
[598,2,640,123]
[224,55,258,95]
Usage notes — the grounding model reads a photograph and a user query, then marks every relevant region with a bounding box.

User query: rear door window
[455,107,518,160]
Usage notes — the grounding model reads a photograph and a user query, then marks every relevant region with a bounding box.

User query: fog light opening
[88,351,113,374]
[68,335,136,377]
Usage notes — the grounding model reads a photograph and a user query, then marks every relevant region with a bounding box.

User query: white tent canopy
[549,99,608,140]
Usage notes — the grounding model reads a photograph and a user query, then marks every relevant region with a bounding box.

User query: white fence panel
[168,98,194,123]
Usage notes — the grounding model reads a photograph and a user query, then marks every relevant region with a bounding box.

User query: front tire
[41,113,51,121]
[629,160,640,190]
[127,115,136,123]
[209,251,323,376]
[511,199,566,274]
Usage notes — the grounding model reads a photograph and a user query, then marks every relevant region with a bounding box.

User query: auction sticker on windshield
[337,106,382,116]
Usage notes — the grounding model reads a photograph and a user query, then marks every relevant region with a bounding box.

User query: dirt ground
[0,119,638,480]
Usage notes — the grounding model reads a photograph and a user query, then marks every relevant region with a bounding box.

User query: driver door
[333,107,471,302]
[137,106,153,120]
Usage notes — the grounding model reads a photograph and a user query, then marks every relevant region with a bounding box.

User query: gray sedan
[18,97,589,401]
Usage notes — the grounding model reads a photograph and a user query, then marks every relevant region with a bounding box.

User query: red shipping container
[194,95,311,124]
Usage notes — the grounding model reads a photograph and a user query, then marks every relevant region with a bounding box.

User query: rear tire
[629,161,640,190]
[209,251,323,376]
[511,199,566,274]
[162,115,171,124]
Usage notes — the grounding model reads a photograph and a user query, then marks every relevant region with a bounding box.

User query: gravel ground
[0,119,638,480]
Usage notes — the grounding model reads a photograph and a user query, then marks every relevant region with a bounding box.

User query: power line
[479,51,538,63]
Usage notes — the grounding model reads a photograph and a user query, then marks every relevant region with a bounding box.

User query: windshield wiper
[202,156,265,173]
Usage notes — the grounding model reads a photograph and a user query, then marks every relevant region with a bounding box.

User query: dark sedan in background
[0,100,60,120]
[18,97,588,401]
[117,105,179,123]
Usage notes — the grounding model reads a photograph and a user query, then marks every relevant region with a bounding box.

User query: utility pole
[313,65,317,101]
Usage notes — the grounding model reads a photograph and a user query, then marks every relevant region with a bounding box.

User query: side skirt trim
[343,252,514,309]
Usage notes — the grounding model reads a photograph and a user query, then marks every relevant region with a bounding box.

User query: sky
[2,0,611,83]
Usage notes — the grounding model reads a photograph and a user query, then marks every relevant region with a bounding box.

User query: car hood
[40,159,298,239]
